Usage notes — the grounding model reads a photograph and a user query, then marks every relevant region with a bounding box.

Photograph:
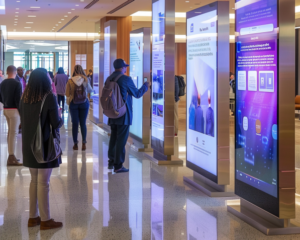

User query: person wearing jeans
[54,67,68,112]
[0,65,22,166]
[20,68,63,230]
[66,65,92,151]
[69,100,90,146]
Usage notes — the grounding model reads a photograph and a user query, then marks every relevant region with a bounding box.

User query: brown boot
[73,144,78,150]
[40,219,63,230]
[7,155,23,166]
[82,143,86,151]
[28,216,41,227]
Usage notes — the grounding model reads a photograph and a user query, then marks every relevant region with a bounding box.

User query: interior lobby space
[1,0,300,239]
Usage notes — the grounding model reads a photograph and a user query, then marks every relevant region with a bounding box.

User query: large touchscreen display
[130,33,144,140]
[151,0,165,148]
[235,0,278,198]
[186,10,217,176]
[103,26,110,125]
[93,42,99,119]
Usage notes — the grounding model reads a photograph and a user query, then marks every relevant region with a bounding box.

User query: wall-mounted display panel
[186,2,230,184]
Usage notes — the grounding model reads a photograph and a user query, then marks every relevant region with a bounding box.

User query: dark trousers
[57,95,65,110]
[69,100,90,144]
[108,124,130,169]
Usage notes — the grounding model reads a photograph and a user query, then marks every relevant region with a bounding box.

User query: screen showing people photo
[235,0,278,198]
[151,0,165,147]
[129,32,144,140]
[186,9,218,176]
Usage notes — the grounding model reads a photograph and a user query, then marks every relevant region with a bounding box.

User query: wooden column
[175,43,187,75]
[100,16,132,75]
[69,41,93,75]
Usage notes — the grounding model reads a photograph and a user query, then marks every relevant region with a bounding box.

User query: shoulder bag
[31,92,62,164]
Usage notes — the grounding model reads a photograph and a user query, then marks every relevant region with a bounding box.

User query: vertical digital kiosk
[91,40,100,123]
[128,28,152,152]
[227,0,300,235]
[99,20,117,132]
[183,1,233,197]
[147,0,183,165]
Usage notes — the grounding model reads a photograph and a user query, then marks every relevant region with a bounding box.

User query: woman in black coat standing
[20,68,63,230]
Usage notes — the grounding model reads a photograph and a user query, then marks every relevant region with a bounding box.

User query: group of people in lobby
[0,58,149,230]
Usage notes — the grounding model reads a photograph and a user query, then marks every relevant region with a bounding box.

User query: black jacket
[20,93,63,169]
[0,78,22,111]
[175,76,180,102]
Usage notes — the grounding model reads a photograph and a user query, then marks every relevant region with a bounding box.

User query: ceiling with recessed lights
[6,40,68,52]
[1,0,300,34]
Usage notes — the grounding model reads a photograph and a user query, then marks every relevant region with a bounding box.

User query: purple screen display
[235,0,278,198]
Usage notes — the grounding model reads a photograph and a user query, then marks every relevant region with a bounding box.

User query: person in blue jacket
[107,59,149,173]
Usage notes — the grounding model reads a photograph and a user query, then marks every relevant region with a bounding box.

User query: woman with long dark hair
[54,67,68,112]
[20,68,63,230]
[66,65,92,151]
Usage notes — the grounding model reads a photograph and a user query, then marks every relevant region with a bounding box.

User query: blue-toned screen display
[235,0,278,198]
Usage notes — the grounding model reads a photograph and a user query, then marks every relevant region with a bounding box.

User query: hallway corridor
[0,111,300,240]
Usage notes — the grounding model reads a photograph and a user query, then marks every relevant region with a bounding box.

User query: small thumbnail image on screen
[152,70,163,100]
[153,103,163,117]
[189,78,214,137]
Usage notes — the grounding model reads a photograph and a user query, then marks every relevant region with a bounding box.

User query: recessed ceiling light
[16,8,19,10]
[64,15,68,17]
[30,7,40,9]
[16,1,20,2]
[61,19,64,20]
[75,5,79,6]
[56,24,58,26]
[26,22,33,24]
[28,15,36,17]
[15,19,18,20]
[14,24,17,25]
[15,12,19,13]
[58,22,61,23]
[15,15,18,17]
[71,9,75,10]
[14,22,18,23]
[185,1,189,2]
[24,27,31,28]
[68,12,71,14]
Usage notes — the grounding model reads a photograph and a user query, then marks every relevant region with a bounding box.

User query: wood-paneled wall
[69,41,93,75]
[100,16,132,75]
[175,43,187,75]
[230,43,235,74]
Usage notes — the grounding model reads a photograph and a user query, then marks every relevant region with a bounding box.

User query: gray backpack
[100,74,127,119]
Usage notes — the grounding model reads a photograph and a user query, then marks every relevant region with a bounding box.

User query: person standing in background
[0,69,4,83]
[0,65,23,166]
[48,71,54,82]
[66,65,93,151]
[87,69,93,87]
[54,67,68,112]
[16,67,26,93]
[229,72,235,116]
[174,76,180,136]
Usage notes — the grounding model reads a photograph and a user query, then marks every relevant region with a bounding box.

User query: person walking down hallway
[54,67,68,112]
[107,59,149,173]
[0,66,23,166]
[66,65,92,151]
[20,68,63,230]
[16,67,26,93]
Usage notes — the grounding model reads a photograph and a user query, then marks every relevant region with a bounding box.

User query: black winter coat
[20,93,63,169]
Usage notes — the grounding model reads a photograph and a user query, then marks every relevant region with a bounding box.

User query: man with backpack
[104,59,149,173]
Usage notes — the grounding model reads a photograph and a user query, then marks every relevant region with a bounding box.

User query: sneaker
[108,160,114,170]
[114,166,129,173]
[40,219,63,230]
[73,144,78,150]
[28,216,41,227]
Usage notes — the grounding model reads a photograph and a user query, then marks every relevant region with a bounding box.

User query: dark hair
[89,69,93,73]
[48,71,54,79]
[72,65,87,81]
[7,65,17,74]
[57,67,65,74]
[22,68,52,104]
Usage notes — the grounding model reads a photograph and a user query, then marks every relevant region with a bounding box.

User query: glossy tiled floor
[1,110,300,240]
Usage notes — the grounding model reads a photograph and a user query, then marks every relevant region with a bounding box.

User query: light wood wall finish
[175,43,187,75]
[230,43,235,74]
[69,41,93,75]
[100,16,132,75]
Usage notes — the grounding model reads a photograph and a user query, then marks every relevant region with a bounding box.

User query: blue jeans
[69,100,89,144]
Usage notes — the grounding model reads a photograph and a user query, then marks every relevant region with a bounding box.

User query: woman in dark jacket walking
[20,68,63,230]
[54,67,68,112]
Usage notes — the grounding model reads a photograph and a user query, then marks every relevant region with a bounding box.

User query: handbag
[31,92,62,164]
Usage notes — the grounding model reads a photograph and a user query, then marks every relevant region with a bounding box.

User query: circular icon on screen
[256,119,261,134]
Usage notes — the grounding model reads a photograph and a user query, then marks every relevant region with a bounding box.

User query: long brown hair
[72,65,87,81]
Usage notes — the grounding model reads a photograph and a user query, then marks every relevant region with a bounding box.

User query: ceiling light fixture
[26,22,33,24]
[75,5,79,6]
[58,22,61,23]
[68,12,71,14]
[28,15,36,17]
[24,27,31,28]
[15,12,19,13]
[30,7,40,9]
[61,19,64,20]
[64,15,68,17]
[71,9,75,10]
